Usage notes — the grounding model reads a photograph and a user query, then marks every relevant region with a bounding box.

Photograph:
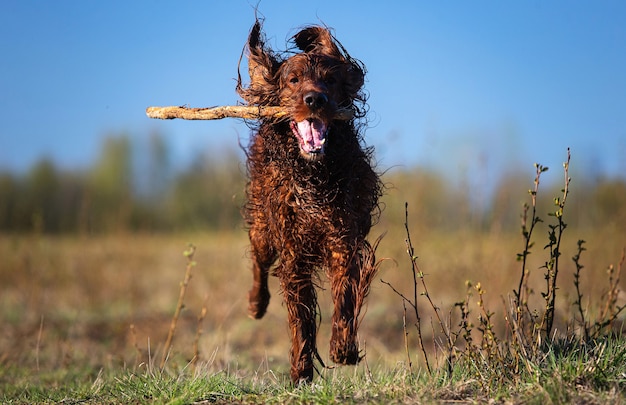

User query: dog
[237,19,382,383]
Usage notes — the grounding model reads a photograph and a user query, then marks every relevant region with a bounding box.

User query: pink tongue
[293,119,327,153]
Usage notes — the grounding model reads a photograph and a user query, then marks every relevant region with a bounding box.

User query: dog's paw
[247,286,270,319]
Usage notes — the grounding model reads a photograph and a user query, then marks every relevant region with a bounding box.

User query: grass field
[1,215,625,403]
[2,152,626,403]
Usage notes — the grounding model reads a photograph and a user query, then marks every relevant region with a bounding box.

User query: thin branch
[515,162,547,322]
[160,244,197,370]
[145,105,354,121]
[572,239,589,340]
[544,148,571,338]
[146,105,286,120]
[192,295,209,370]
[404,203,452,351]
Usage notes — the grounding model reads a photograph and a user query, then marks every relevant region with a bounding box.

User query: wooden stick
[145,105,353,121]
[146,105,286,120]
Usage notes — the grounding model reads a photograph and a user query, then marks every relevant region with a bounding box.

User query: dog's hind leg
[247,227,275,319]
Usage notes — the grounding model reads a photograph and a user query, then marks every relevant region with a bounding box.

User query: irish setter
[237,19,382,383]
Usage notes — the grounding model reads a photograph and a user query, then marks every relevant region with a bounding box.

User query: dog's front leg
[328,249,361,365]
[280,268,317,384]
[247,227,275,319]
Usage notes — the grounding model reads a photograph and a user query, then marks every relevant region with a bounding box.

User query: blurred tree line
[1,133,625,234]
[0,133,244,233]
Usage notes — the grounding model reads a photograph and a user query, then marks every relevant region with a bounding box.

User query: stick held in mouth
[145,105,353,121]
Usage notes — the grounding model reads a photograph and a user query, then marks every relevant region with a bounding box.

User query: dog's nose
[303,91,328,110]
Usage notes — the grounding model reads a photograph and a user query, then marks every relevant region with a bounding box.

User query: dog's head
[237,20,366,160]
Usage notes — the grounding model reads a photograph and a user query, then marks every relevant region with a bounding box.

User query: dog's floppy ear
[293,26,342,57]
[247,21,279,87]
[237,20,280,105]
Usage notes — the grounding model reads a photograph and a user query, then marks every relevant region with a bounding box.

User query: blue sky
[1,1,625,185]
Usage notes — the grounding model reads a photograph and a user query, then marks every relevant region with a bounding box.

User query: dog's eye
[325,76,336,86]
[289,76,299,84]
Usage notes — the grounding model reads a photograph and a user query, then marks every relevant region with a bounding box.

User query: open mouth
[290,118,328,158]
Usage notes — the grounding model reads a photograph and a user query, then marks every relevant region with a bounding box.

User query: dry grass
[1,218,623,381]
[2,148,625,402]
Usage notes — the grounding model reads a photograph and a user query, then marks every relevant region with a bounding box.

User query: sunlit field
[1,226,623,374]
[1,149,625,402]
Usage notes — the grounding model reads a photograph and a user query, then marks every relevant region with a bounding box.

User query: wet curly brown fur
[237,19,382,384]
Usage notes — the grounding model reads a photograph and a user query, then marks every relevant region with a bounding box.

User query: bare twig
[404,203,453,364]
[402,300,412,372]
[572,239,588,340]
[515,162,547,325]
[192,296,208,369]
[596,248,626,335]
[382,203,447,374]
[160,244,197,370]
[403,224,432,373]
[544,148,571,338]
[145,105,354,121]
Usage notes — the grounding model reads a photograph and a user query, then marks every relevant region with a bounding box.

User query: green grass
[2,338,625,404]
